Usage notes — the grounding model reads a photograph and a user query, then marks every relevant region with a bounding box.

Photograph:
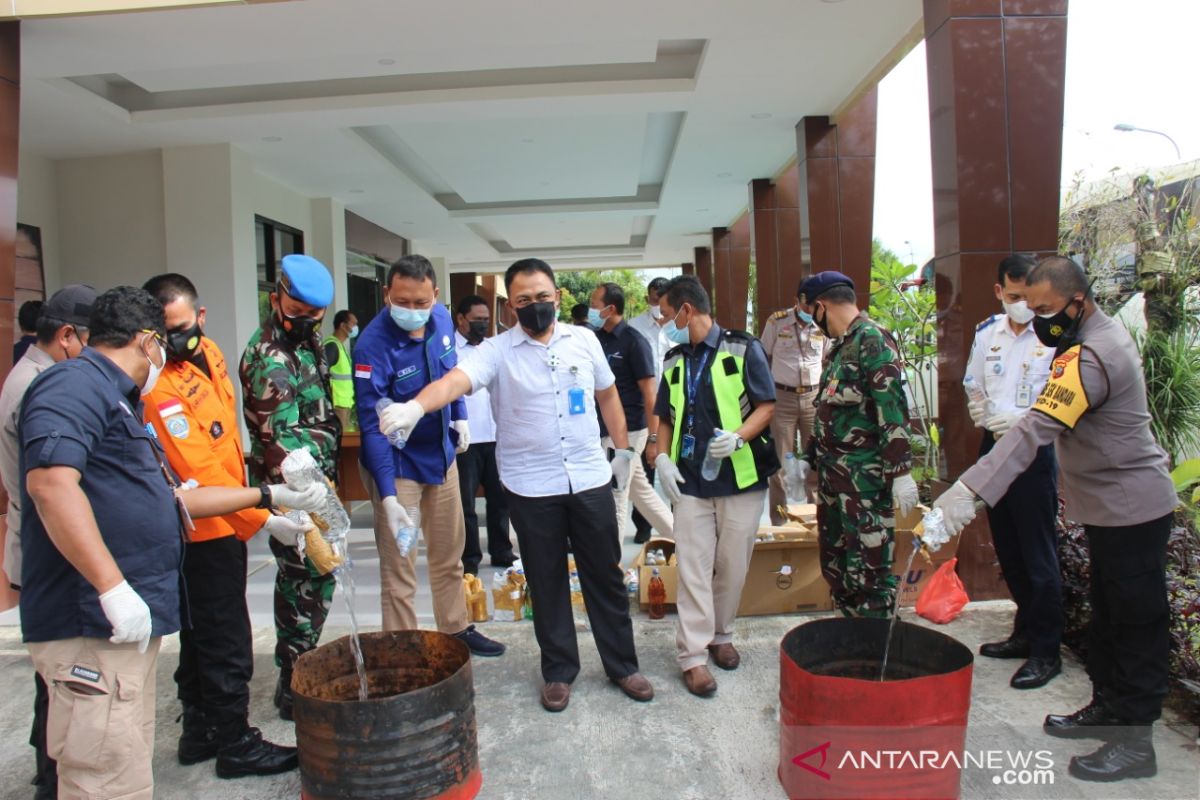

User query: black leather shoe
[177,706,219,765]
[633,529,651,545]
[1010,655,1061,689]
[1044,698,1122,739]
[979,636,1030,659]
[274,671,294,722]
[33,784,55,800]
[491,553,517,569]
[1068,734,1157,782]
[215,727,299,779]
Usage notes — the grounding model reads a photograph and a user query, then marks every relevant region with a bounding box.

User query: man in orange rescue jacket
[142,274,305,780]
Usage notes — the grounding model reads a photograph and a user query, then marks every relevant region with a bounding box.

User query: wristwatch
[647,434,658,443]
[257,484,273,509]
[733,434,745,450]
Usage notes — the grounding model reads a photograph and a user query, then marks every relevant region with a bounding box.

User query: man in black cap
[0,284,95,798]
[795,271,918,618]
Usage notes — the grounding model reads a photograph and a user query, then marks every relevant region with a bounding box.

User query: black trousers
[175,535,254,730]
[457,442,514,573]
[979,432,1063,657]
[32,671,56,788]
[631,454,655,536]
[1085,514,1171,724]
[507,484,639,683]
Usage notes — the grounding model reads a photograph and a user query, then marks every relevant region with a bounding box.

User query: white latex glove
[786,459,811,500]
[611,448,635,492]
[891,473,919,517]
[707,429,740,459]
[966,398,987,427]
[654,452,686,506]
[263,513,309,547]
[932,480,979,536]
[451,420,470,454]
[986,412,1018,438]
[381,495,413,533]
[99,580,152,653]
[268,482,326,512]
[380,399,425,440]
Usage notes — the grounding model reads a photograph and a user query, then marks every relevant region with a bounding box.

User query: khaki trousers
[768,387,817,523]
[363,461,469,634]
[603,428,674,541]
[673,490,766,670]
[28,636,161,800]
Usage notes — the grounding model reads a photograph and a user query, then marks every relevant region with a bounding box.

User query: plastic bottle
[569,571,587,629]
[280,449,350,543]
[700,428,726,481]
[395,504,421,557]
[625,570,640,614]
[783,452,803,504]
[648,568,666,620]
[962,375,995,416]
[375,397,408,450]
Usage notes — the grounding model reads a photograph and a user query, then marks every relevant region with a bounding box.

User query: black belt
[775,382,815,394]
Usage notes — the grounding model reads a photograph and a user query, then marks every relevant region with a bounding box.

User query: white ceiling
[17,0,922,271]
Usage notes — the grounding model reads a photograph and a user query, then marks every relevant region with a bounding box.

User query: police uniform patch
[166,414,190,439]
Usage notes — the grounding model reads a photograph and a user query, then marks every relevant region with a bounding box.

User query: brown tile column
[693,246,713,296]
[711,217,750,331]
[750,170,803,329]
[681,262,694,276]
[795,87,877,309]
[449,271,477,309]
[0,21,17,613]
[925,0,1068,598]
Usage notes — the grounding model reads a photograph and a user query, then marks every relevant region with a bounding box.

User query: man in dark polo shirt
[589,282,674,542]
[18,287,323,799]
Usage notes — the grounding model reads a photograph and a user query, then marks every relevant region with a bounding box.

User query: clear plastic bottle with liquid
[700,428,726,481]
[783,452,803,504]
[376,397,408,450]
[280,448,350,543]
[395,504,421,557]
[962,375,994,416]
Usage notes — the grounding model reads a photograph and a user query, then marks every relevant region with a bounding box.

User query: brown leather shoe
[707,642,741,671]
[540,682,570,712]
[683,666,717,697]
[612,672,654,702]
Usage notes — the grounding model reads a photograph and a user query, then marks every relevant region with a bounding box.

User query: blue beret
[798,270,855,302]
[279,254,334,307]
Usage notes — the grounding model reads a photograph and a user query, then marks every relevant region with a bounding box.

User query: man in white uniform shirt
[963,254,1061,689]
[379,258,654,713]
[453,294,515,573]
[627,276,672,542]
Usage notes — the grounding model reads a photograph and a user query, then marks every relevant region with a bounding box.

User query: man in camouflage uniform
[239,254,341,719]
[796,272,918,617]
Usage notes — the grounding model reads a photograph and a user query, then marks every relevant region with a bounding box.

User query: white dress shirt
[965,312,1055,419]
[627,308,671,380]
[454,331,497,444]
[457,321,616,497]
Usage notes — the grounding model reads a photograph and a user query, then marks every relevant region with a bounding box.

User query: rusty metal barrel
[292,630,481,800]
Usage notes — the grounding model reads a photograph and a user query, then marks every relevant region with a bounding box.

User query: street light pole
[1113,123,1182,160]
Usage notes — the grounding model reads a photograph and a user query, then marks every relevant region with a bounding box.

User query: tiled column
[449,272,477,309]
[711,217,750,331]
[795,87,877,309]
[925,0,1068,598]
[750,169,803,329]
[681,262,694,276]
[693,246,713,296]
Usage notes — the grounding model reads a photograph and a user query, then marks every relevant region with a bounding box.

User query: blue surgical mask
[586,307,606,329]
[796,309,814,325]
[663,310,689,344]
[349,325,359,338]
[390,304,431,332]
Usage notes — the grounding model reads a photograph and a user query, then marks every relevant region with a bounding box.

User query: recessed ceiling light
[521,138,535,144]
[436,241,449,246]
[400,221,415,225]
[696,208,709,213]
[378,58,396,65]
[717,172,732,178]
[261,136,283,142]
[347,188,365,194]
[820,0,848,3]
[751,113,772,119]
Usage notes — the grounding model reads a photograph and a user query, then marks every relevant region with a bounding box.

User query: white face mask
[1003,299,1035,325]
[649,305,663,321]
[141,337,166,397]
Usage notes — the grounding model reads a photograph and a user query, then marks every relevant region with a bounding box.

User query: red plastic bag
[915,558,969,624]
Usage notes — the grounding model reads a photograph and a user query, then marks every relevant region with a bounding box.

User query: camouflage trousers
[269,535,336,671]
[816,486,897,618]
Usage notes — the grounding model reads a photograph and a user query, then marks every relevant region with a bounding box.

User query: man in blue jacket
[355,255,504,656]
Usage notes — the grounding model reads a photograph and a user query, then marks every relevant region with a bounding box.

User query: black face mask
[516,301,556,335]
[166,322,203,362]
[277,309,320,343]
[813,302,832,338]
[466,320,488,344]
[1032,298,1083,353]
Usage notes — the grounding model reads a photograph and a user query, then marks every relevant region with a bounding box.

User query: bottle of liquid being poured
[783,452,803,504]
[648,567,667,620]
[376,397,408,450]
[395,504,421,558]
[280,448,351,545]
[700,428,725,481]
[962,375,995,416]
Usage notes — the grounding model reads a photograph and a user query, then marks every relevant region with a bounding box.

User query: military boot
[214,722,299,779]
[177,705,219,765]
[274,669,294,721]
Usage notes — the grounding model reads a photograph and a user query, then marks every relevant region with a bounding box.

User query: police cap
[279,254,334,308]
[798,271,855,303]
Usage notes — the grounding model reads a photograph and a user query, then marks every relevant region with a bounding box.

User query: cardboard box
[756,523,818,543]
[635,537,678,605]
[891,506,962,608]
[737,538,833,616]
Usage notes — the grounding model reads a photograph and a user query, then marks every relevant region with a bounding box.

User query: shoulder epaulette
[664,343,687,359]
[975,314,1002,333]
[770,309,790,320]
[722,329,755,343]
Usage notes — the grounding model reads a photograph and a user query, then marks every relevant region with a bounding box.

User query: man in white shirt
[453,294,515,573]
[963,254,1061,689]
[626,276,672,542]
[379,258,655,713]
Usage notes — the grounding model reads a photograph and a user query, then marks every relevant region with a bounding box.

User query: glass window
[255,215,304,322]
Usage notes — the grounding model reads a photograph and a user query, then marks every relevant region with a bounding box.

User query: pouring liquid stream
[335,558,369,701]
[879,542,922,681]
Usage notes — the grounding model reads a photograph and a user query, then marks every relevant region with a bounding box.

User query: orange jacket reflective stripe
[144,337,269,542]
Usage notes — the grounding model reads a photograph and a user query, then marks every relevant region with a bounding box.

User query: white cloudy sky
[873,0,1200,266]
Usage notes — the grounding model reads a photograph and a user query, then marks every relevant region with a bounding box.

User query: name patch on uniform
[354,364,372,379]
[166,415,190,440]
[396,365,419,380]
[70,665,100,683]
[1033,346,1089,429]
[158,399,184,418]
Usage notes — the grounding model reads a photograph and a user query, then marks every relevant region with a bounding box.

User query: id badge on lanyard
[682,350,709,460]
